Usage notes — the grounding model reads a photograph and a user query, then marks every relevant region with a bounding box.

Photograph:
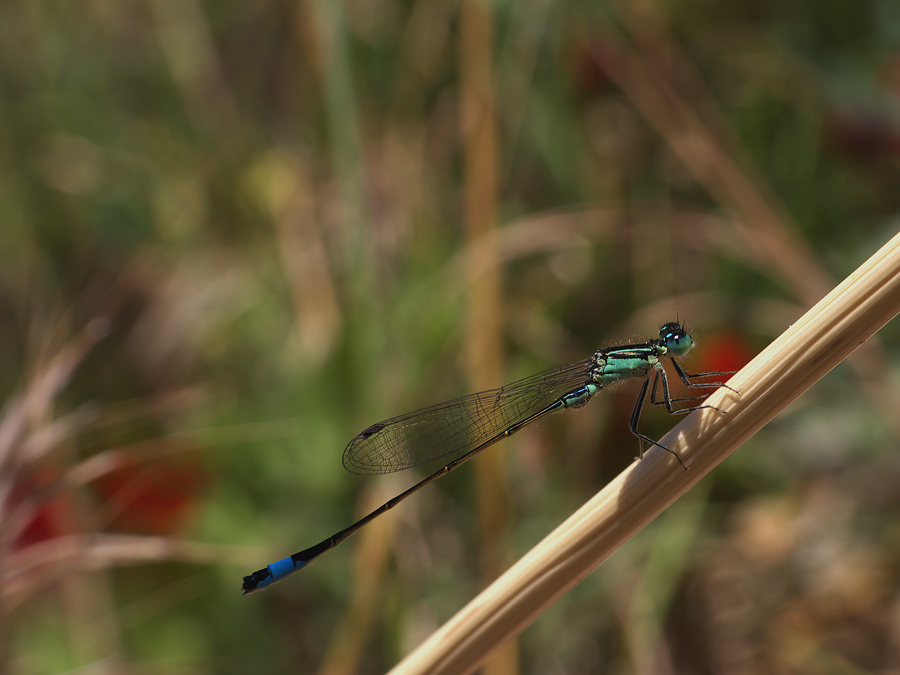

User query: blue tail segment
[242,537,335,594]
[242,555,310,594]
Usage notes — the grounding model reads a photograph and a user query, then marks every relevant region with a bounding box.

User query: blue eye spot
[659,322,694,357]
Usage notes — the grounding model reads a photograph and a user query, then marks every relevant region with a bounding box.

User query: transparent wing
[343,358,596,475]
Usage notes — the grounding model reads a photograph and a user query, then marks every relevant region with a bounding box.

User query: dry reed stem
[389,231,900,675]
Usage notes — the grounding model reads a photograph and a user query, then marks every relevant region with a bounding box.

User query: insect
[242,321,734,594]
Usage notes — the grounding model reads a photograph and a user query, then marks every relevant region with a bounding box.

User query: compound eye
[660,322,693,356]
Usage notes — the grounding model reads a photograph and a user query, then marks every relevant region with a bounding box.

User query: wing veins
[342,358,595,474]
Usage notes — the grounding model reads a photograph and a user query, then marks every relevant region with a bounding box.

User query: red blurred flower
[92,451,207,536]
[8,466,72,551]
[695,329,754,376]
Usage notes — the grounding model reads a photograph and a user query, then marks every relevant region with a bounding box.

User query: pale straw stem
[389,231,900,675]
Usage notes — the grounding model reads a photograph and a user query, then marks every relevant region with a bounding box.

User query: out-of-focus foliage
[1,0,900,673]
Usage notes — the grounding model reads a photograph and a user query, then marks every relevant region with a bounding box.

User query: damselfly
[242,321,735,594]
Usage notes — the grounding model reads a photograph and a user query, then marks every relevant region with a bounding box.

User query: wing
[342,358,595,475]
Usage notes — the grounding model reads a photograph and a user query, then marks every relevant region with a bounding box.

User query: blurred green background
[2,0,900,673]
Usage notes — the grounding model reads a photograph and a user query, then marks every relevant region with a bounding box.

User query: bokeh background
[3,0,900,673]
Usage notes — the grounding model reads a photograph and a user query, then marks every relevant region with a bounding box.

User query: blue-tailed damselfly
[242,321,735,594]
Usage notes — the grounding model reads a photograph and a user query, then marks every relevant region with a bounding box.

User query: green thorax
[590,322,695,386]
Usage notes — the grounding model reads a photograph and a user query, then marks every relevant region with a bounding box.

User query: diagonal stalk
[389,232,900,675]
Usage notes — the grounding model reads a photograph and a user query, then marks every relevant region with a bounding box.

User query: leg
[644,359,738,415]
[654,362,730,416]
[671,360,739,394]
[628,375,687,470]
[649,370,711,406]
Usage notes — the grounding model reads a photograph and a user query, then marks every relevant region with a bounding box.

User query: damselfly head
[659,322,695,357]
